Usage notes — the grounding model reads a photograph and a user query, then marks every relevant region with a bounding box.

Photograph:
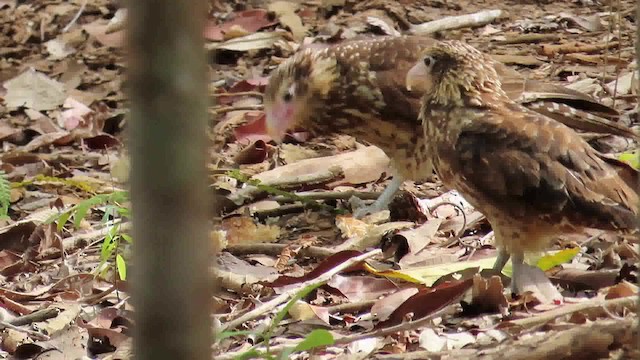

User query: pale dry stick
[507,295,636,329]
[220,248,383,331]
[410,10,502,35]
[271,190,381,204]
[105,8,128,34]
[325,299,377,315]
[0,320,50,341]
[212,91,263,98]
[227,243,336,258]
[62,0,88,32]
[212,104,264,114]
[496,33,561,45]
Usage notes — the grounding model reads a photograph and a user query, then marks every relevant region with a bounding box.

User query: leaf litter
[0,0,638,358]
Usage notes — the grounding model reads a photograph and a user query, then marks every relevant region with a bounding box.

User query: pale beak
[265,106,294,144]
[405,61,429,93]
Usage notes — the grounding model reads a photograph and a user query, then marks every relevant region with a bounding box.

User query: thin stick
[212,91,263,97]
[410,10,502,35]
[62,0,87,32]
[220,248,382,331]
[507,295,636,329]
[211,104,264,114]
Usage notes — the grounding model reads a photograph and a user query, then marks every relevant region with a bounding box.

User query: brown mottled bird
[263,35,638,218]
[406,40,639,296]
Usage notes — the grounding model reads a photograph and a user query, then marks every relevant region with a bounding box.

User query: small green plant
[0,171,10,219]
[217,282,335,359]
[47,190,131,280]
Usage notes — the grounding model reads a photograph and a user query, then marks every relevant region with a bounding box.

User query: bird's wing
[490,61,637,141]
[448,101,639,231]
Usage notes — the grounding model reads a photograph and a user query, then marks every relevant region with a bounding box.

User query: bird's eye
[283,92,293,102]
[423,56,434,68]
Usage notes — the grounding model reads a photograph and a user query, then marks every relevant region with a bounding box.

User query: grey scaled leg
[492,247,510,273]
[352,173,404,219]
[510,250,562,303]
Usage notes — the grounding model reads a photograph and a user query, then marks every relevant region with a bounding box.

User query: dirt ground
[0,0,638,358]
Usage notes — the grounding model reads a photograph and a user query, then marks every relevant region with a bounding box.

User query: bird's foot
[511,262,563,304]
[350,175,404,219]
[350,196,388,219]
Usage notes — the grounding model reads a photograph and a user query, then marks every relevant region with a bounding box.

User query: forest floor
[0,0,638,359]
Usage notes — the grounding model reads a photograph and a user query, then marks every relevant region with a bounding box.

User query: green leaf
[0,171,11,219]
[536,247,580,271]
[279,329,334,358]
[116,254,127,280]
[121,234,133,243]
[73,201,92,228]
[56,211,72,232]
[261,282,324,352]
[618,150,640,170]
[216,330,255,341]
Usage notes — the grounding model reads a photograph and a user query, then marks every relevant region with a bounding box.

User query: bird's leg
[492,247,510,273]
[510,250,562,303]
[352,173,404,219]
[509,251,526,294]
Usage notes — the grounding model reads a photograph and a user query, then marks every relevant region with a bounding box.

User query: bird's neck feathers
[307,53,339,99]
[426,62,508,109]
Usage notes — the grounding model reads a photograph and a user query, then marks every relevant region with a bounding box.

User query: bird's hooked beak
[265,102,295,143]
[405,60,430,93]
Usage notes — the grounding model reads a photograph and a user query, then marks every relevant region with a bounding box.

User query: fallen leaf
[208,32,284,52]
[371,287,419,321]
[269,1,307,41]
[253,146,390,187]
[3,68,67,110]
[221,215,281,245]
[376,279,473,328]
[204,9,278,41]
[327,274,398,302]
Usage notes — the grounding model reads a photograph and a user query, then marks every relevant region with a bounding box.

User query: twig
[226,243,336,258]
[0,320,50,341]
[253,204,308,219]
[10,308,59,326]
[211,104,264,114]
[540,41,620,56]
[325,300,377,315]
[62,0,88,32]
[220,248,382,331]
[271,190,381,203]
[410,10,502,35]
[506,295,636,329]
[228,167,344,206]
[496,34,561,44]
[212,91,263,97]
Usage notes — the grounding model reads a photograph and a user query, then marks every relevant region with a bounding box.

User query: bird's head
[263,49,338,142]
[405,40,505,107]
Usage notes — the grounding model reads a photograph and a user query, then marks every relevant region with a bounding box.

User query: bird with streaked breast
[263,35,639,219]
[406,40,639,297]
